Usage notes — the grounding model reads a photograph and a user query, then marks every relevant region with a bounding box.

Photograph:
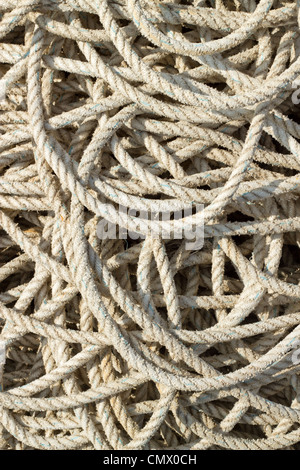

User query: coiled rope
[0,0,300,450]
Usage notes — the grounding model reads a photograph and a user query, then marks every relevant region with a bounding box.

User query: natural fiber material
[0,0,300,451]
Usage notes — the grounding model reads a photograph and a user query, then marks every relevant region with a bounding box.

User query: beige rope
[0,0,300,450]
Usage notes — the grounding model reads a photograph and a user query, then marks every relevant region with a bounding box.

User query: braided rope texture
[1,0,300,451]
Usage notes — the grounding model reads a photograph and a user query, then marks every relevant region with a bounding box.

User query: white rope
[0,0,299,450]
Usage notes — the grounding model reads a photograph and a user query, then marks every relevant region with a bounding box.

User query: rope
[0,0,300,450]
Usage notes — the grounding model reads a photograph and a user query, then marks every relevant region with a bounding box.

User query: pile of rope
[0,0,300,450]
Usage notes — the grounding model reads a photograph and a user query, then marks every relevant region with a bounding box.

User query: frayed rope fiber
[1,0,300,451]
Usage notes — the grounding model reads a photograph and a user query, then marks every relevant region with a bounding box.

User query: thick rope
[0,0,300,450]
